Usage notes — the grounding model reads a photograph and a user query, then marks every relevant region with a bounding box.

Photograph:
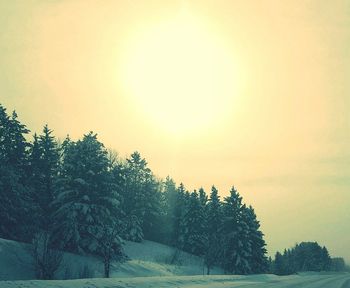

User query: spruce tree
[54,132,121,254]
[273,252,285,275]
[242,205,268,273]
[273,242,333,274]
[0,106,31,240]
[182,190,206,256]
[205,185,222,274]
[222,187,251,274]
[172,183,186,250]
[162,176,178,244]
[142,176,163,241]
[121,151,161,242]
[29,125,60,232]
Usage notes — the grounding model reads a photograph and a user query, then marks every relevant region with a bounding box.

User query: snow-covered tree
[0,105,31,240]
[205,185,222,274]
[182,190,206,256]
[54,132,121,254]
[119,151,162,242]
[161,176,178,244]
[221,187,251,274]
[273,242,332,274]
[172,183,187,250]
[29,125,60,232]
[242,205,268,273]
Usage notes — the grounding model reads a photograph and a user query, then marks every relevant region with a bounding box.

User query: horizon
[1,0,349,263]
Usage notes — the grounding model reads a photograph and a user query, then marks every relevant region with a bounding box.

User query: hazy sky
[1,0,349,261]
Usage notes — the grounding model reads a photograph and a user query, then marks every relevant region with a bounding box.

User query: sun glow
[121,13,239,135]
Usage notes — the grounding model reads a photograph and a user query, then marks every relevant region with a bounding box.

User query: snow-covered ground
[1,238,349,287]
[1,273,350,288]
[0,237,222,280]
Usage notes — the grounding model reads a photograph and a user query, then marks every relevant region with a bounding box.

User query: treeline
[270,242,348,275]
[0,103,268,277]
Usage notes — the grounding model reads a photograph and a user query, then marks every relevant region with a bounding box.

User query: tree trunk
[104,259,110,278]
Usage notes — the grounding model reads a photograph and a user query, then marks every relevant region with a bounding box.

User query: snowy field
[1,273,350,288]
[0,238,349,287]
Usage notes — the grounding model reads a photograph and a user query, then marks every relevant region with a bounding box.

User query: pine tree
[29,125,60,232]
[273,252,285,275]
[121,151,161,242]
[54,132,121,254]
[28,133,42,229]
[162,176,178,244]
[172,183,186,250]
[0,106,31,240]
[242,205,268,273]
[182,190,206,256]
[273,242,333,274]
[205,185,222,274]
[222,187,251,274]
[198,187,208,208]
[142,176,163,241]
[321,246,332,271]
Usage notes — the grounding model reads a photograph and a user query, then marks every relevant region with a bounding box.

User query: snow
[1,274,350,288]
[1,237,349,287]
[0,237,222,280]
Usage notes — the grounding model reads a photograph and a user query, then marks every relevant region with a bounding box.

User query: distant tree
[273,242,332,275]
[331,257,346,272]
[321,246,332,271]
[273,252,285,275]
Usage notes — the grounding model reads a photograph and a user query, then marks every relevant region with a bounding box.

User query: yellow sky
[0,0,349,261]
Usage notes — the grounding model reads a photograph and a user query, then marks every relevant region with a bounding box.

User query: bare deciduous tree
[30,231,63,280]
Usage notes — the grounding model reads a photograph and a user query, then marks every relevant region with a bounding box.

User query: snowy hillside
[0,238,223,281]
[1,238,349,287]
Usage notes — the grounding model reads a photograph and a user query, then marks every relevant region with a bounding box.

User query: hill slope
[0,237,223,280]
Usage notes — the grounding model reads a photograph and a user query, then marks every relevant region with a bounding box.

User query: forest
[0,103,346,280]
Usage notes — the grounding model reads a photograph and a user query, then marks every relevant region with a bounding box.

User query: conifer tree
[0,106,31,240]
[162,176,178,244]
[172,183,186,250]
[205,185,222,274]
[121,151,161,241]
[273,242,332,274]
[29,125,60,231]
[273,252,285,275]
[142,176,163,241]
[222,187,251,274]
[198,187,208,208]
[54,132,121,254]
[242,205,268,273]
[182,190,206,255]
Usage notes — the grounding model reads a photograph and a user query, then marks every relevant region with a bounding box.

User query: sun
[121,13,238,135]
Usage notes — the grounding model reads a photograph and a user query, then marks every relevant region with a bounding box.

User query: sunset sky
[1,0,349,261]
